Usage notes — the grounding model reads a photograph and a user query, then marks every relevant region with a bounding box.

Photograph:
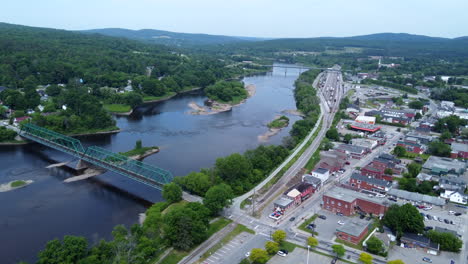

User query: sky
[1,0,467,38]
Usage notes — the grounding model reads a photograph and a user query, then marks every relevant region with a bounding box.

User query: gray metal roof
[336,219,370,237]
[314,168,329,174]
[422,156,467,176]
[452,142,468,153]
[337,144,369,154]
[387,189,446,206]
[325,186,391,205]
[274,197,294,207]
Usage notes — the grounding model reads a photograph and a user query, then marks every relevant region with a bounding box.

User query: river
[0,64,305,263]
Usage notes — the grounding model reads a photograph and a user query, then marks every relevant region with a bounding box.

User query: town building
[311,168,330,183]
[355,115,376,125]
[335,144,371,159]
[302,175,322,192]
[317,151,347,173]
[285,189,301,205]
[387,189,446,207]
[400,233,439,255]
[296,182,314,201]
[349,122,381,133]
[440,190,468,204]
[336,219,370,245]
[322,187,391,216]
[273,197,294,211]
[450,142,468,159]
[350,173,392,193]
[405,132,434,145]
[438,175,467,192]
[422,156,467,176]
[397,137,426,154]
[351,138,379,150]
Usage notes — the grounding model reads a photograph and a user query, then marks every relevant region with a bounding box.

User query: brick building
[450,142,468,159]
[397,137,426,154]
[350,173,392,193]
[322,187,391,216]
[335,144,371,159]
[336,219,370,245]
[317,151,347,173]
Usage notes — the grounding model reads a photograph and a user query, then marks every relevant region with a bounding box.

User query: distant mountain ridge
[81,28,267,46]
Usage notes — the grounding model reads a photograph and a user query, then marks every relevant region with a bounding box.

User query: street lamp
[307,245,310,264]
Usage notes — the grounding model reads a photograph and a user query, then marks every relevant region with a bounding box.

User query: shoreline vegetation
[119,139,159,161]
[188,83,255,115]
[0,180,33,192]
[258,115,290,142]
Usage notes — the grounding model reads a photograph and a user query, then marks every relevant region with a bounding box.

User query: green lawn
[206,218,233,237]
[298,214,319,235]
[143,92,177,102]
[103,104,132,113]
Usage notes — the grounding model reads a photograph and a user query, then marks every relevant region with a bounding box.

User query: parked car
[450,220,454,225]
[337,220,345,225]
[423,206,432,211]
[388,197,397,202]
[289,217,296,222]
[318,215,327,220]
[422,257,432,263]
[331,257,338,264]
[444,219,450,224]
[359,214,365,219]
[336,212,344,216]
[454,212,462,216]
[307,223,316,230]
[277,250,288,257]
[448,211,456,215]
[417,205,425,209]
[365,216,372,221]
[345,161,350,165]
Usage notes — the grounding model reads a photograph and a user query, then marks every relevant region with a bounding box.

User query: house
[335,144,370,159]
[350,173,392,193]
[318,151,347,173]
[438,176,467,192]
[322,187,391,216]
[422,156,467,176]
[450,142,468,159]
[273,197,294,211]
[295,182,314,201]
[336,219,370,244]
[351,138,379,150]
[14,116,31,125]
[405,132,434,145]
[440,190,468,204]
[311,168,330,183]
[285,189,301,205]
[400,233,439,255]
[387,189,446,207]
[397,137,426,154]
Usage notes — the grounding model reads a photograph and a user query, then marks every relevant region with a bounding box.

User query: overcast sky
[2,0,467,38]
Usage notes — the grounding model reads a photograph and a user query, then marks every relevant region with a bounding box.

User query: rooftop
[302,175,322,186]
[336,219,370,237]
[336,144,369,154]
[387,189,446,206]
[325,186,391,206]
[422,156,467,176]
[351,173,392,188]
[401,233,439,250]
[313,168,329,174]
[452,142,468,153]
[274,197,294,207]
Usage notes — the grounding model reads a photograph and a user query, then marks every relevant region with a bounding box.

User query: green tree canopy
[265,241,279,255]
[393,145,406,157]
[37,236,88,264]
[249,248,269,264]
[272,230,287,244]
[427,230,463,252]
[332,244,345,257]
[162,182,183,204]
[307,236,319,248]
[359,252,373,264]
[428,141,451,157]
[366,236,384,254]
[383,204,424,237]
[203,183,234,215]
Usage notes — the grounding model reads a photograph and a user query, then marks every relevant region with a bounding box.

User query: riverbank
[126,147,159,161]
[0,180,33,192]
[188,84,256,115]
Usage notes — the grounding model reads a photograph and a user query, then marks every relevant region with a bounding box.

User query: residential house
[397,137,426,154]
[438,176,467,192]
[422,156,467,176]
[400,233,439,255]
[336,144,371,159]
[451,142,468,159]
[440,190,468,204]
[14,116,31,126]
[311,168,330,183]
[302,175,322,193]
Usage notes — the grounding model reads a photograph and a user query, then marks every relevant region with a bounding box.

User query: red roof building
[322,187,390,216]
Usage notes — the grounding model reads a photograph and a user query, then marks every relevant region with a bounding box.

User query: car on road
[422,257,432,263]
[318,215,327,220]
[277,250,288,257]
[306,223,316,230]
[423,206,432,211]
[289,217,296,222]
[417,205,425,209]
[388,197,397,202]
[245,252,250,258]
[337,220,345,225]
[454,212,462,216]
[444,219,450,224]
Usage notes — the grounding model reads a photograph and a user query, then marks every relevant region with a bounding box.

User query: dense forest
[204,80,247,103]
[431,87,468,107]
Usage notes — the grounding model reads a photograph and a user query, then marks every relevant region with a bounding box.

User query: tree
[326,127,340,141]
[393,145,406,157]
[162,182,182,204]
[383,204,424,237]
[408,101,423,109]
[135,139,142,149]
[46,84,62,97]
[407,162,422,178]
[414,112,422,120]
[272,230,287,244]
[307,236,318,248]
[387,260,405,264]
[359,252,373,264]
[384,168,393,175]
[203,183,234,215]
[343,134,353,144]
[265,241,279,255]
[439,131,452,141]
[427,230,463,252]
[332,244,345,257]
[174,171,212,196]
[428,141,451,157]
[249,248,268,264]
[215,153,252,184]
[366,236,384,254]
[37,236,88,264]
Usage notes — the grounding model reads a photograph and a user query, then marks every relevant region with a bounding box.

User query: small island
[267,115,289,129]
[0,180,33,192]
[258,115,290,142]
[188,81,255,115]
[119,139,159,161]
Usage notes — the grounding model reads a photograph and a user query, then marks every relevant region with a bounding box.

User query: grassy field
[143,92,177,102]
[103,104,132,113]
[206,218,233,237]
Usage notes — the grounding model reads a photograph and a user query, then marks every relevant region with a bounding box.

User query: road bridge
[19,123,173,190]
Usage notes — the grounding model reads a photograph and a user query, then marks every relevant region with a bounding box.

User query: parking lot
[418,205,466,237]
[388,245,459,264]
[268,247,343,264]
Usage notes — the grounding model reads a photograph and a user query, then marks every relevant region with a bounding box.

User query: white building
[311,168,330,183]
[440,190,468,204]
[355,115,376,125]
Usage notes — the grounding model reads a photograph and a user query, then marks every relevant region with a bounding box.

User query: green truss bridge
[19,123,173,190]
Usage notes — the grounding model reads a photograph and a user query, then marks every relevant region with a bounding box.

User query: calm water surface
[0,65,304,263]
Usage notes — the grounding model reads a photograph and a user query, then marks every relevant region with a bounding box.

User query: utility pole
[252,188,256,216]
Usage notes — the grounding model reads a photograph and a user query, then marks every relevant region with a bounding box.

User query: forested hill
[220,33,468,58]
[81,28,263,46]
[0,22,238,89]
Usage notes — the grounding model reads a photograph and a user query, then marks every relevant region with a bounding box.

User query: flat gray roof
[337,219,370,237]
[324,186,390,205]
[452,142,468,153]
[314,168,329,174]
[351,173,392,188]
[422,156,466,175]
[274,197,294,207]
[387,189,446,206]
